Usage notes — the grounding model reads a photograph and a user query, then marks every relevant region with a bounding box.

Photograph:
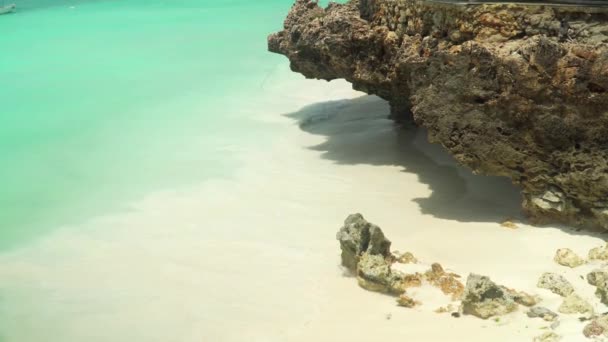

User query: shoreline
[1,73,606,341]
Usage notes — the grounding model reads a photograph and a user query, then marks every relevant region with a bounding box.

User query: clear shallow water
[0,0,313,249]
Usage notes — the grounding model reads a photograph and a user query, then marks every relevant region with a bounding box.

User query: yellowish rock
[553,248,585,268]
[425,263,465,300]
[533,332,561,342]
[395,251,418,264]
[396,294,419,308]
[558,293,594,316]
[500,220,518,229]
[589,244,608,261]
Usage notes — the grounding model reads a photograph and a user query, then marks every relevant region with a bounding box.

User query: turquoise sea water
[0,0,327,249]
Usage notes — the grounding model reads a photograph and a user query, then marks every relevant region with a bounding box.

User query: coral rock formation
[269,0,608,229]
[337,214,420,294]
[460,273,519,319]
[537,272,575,297]
[558,293,594,315]
[554,248,585,268]
[337,213,392,272]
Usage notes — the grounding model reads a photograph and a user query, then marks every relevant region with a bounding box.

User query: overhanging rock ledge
[269,0,608,229]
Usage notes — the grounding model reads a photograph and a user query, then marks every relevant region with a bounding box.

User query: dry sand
[0,69,606,342]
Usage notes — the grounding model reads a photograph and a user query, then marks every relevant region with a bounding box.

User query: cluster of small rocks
[336,213,608,341]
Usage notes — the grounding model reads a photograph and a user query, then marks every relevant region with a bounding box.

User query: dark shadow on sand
[287,95,524,224]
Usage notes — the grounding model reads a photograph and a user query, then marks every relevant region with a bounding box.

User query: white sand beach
[1,69,606,342]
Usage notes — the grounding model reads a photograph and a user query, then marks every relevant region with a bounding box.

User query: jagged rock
[554,248,585,268]
[460,274,518,319]
[424,263,465,300]
[587,269,608,286]
[269,0,608,230]
[394,251,418,264]
[558,293,594,316]
[356,252,407,294]
[533,332,561,342]
[527,306,558,322]
[595,283,608,306]
[587,269,608,305]
[589,244,608,261]
[537,273,574,297]
[337,213,391,272]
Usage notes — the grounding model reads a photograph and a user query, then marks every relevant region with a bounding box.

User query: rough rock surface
[337,214,423,295]
[587,269,608,286]
[554,248,586,268]
[460,274,518,319]
[589,243,608,260]
[537,272,575,297]
[527,306,559,322]
[269,0,608,229]
[337,213,391,272]
[587,269,608,304]
[356,252,396,292]
[583,314,608,338]
[558,293,594,315]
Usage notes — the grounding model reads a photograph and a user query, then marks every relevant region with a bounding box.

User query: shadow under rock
[287,95,524,224]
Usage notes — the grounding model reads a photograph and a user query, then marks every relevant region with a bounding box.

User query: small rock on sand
[587,269,608,286]
[589,243,608,261]
[558,293,594,316]
[500,220,518,229]
[461,274,518,319]
[533,332,561,342]
[527,307,558,322]
[396,294,419,308]
[395,251,418,264]
[583,314,608,338]
[553,248,585,268]
[587,269,608,305]
[537,273,574,297]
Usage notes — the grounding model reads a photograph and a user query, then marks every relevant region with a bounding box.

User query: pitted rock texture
[337,213,392,272]
[269,0,608,229]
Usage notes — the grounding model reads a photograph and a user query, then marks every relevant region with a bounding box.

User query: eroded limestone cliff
[269,0,608,229]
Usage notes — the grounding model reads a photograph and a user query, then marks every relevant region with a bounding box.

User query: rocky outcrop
[269,0,608,229]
